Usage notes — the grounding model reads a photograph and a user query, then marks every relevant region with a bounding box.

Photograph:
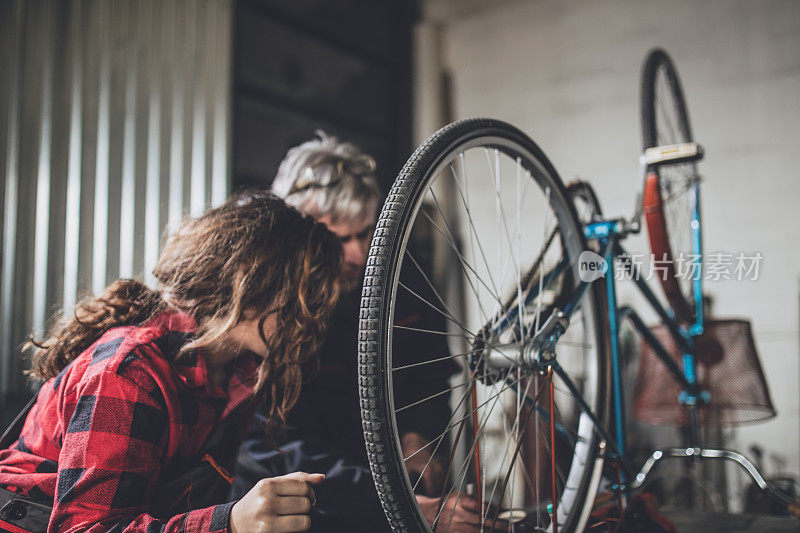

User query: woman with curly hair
[0,192,342,532]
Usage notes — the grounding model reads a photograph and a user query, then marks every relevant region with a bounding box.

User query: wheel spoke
[447,160,498,326]
[485,377,547,531]
[405,248,492,333]
[432,367,518,529]
[429,184,504,305]
[403,372,526,464]
[393,347,483,372]
[484,148,522,286]
[420,207,508,318]
[396,381,470,414]
[398,281,478,341]
[484,376,548,512]
[534,186,552,335]
[407,372,530,501]
[393,324,466,337]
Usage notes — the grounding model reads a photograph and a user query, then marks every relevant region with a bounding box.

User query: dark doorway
[232,0,415,192]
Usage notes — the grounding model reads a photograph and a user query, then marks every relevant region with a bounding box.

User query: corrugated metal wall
[0,0,232,398]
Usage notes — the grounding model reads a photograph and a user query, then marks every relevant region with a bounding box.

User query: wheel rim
[364,121,608,532]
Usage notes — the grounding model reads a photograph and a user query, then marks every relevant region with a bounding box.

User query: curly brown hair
[28,192,342,433]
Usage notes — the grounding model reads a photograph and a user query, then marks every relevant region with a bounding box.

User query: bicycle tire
[640,48,700,324]
[566,180,604,224]
[359,119,610,532]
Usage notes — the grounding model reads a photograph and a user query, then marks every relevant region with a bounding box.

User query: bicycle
[357,48,792,532]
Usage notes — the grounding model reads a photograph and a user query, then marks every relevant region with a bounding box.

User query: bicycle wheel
[566,181,604,225]
[640,48,701,324]
[359,119,610,532]
[567,181,604,258]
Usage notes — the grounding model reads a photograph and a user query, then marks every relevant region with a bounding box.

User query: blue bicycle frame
[550,156,706,490]
[492,143,792,510]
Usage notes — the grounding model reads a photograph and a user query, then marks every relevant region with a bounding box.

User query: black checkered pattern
[0,311,258,531]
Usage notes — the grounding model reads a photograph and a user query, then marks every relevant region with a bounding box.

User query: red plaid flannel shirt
[0,311,259,532]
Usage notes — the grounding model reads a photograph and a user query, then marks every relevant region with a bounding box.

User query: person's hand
[402,432,445,496]
[230,471,324,533]
[416,494,509,533]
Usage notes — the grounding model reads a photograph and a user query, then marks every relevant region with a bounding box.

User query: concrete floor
[663,511,800,532]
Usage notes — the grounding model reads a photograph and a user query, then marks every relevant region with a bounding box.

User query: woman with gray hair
[271,131,381,292]
[271,131,381,224]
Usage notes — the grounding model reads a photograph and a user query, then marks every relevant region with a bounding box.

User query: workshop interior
[0,1,799,532]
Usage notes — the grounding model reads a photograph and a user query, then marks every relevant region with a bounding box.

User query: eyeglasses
[287,155,376,196]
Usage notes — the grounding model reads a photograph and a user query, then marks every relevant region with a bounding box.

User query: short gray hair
[271,131,381,225]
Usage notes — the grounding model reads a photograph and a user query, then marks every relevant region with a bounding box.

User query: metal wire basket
[634,319,776,427]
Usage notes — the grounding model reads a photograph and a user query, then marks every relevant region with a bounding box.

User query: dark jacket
[232,269,457,531]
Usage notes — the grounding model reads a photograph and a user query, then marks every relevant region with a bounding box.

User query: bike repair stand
[628,328,798,514]
[624,145,796,515]
[583,172,796,515]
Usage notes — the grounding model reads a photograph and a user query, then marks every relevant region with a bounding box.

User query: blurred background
[0,0,413,404]
[1,0,798,518]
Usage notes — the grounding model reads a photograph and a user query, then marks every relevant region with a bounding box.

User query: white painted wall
[421,0,800,490]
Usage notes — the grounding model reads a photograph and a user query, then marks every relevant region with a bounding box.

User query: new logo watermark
[578,251,607,282]
[576,251,763,282]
